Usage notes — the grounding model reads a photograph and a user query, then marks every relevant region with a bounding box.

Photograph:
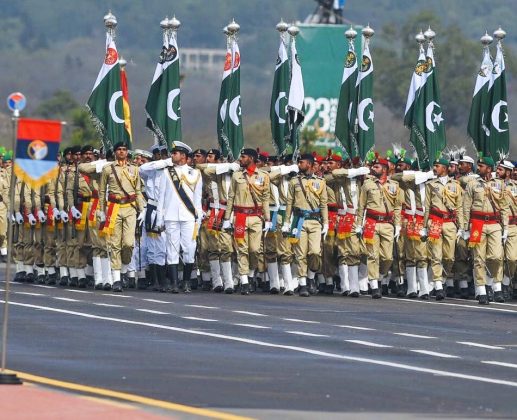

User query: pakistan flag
[87,33,127,150]
[217,39,243,159]
[335,40,358,156]
[145,30,182,150]
[404,44,446,163]
[270,37,290,154]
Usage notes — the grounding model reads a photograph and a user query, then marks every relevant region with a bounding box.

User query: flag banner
[287,36,305,152]
[270,36,290,154]
[120,65,133,147]
[217,41,233,156]
[487,41,509,158]
[352,40,374,160]
[335,39,358,156]
[14,118,62,189]
[467,47,493,155]
[86,33,126,151]
[146,29,182,150]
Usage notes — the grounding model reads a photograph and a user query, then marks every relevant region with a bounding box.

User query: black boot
[168,264,179,294]
[371,288,382,299]
[68,277,78,287]
[381,284,389,296]
[435,288,445,301]
[486,285,494,302]
[157,265,169,292]
[147,264,159,291]
[86,274,95,288]
[78,277,88,288]
[494,290,505,303]
[46,273,57,285]
[182,264,193,293]
[14,271,26,283]
[298,285,309,297]
[307,278,317,295]
[502,284,510,300]
[25,271,35,283]
[446,286,455,298]
[121,273,129,289]
[59,276,69,287]
[478,294,489,305]
[460,288,469,299]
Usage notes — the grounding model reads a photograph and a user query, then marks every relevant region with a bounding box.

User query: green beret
[478,156,495,167]
[433,158,449,167]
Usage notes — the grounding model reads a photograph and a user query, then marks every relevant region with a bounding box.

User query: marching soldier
[0,153,12,262]
[98,142,145,292]
[223,148,270,295]
[421,156,463,301]
[355,155,402,299]
[282,153,328,297]
[499,159,516,300]
[463,155,508,304]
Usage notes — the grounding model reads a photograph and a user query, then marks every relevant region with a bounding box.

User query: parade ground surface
[1,270,517,419]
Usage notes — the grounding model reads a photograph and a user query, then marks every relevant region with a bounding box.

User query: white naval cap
[171,141,192,154]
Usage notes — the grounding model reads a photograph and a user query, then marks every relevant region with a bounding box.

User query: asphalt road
[1,276,517,419]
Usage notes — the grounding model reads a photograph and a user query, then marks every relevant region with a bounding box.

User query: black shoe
[270,287,279,295]
[486,285,494,302]
[202,281,212,291]
[25,272,35,283]
[137,278,147,290]
[396,288,406,298]
[58,276,69,287]
[86,275,95,288]
[360,290,368,295]
[349,291,359,298]
[299,286,309,297]
[103,283,112,291]
[94,284,104,290]
[502,285,510,300]
[478,294,489,305]
[78,278,87,288]
[127,277,136,289]
[446,286,455,298]
[371,288,382,299]
[14,271,26,283]
[381,284,389,296]
[224,287,234,294]
[213,285,223,293]
[182,264,193,293]
[406,292,418,299]
[435,289,445,301]
[307,278,317,295]
[342,290,350,297]
[46,273,57,285]
[388,280,399,296]
[121,273,129,289]
[69,277,78,287]
[283,290,294,296]
[262,281,270,293]
[0,255,7,263]
[280,287,286,293]
[113,281,123,292]
[419,294,429,300]
[317,282,326,294]
[325,284,334,295]
[190,278,198,290]
[36,275,46,284]
[167,265,179,294]
[494,291,505,303]
[460,288,469,299]
[241,283,250,295]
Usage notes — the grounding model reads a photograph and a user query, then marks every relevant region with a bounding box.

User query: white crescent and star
[357,98,373,131]
[109,91,124,124]
[491,100,508,133]
[274,92,287,124]
[425,101,444,133]
[167,89,181,121]
[229,95,241,126]
[219,99,228,122]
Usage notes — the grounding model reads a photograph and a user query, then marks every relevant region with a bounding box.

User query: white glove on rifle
[279,164,299,176]
[463,230,471,241]
[37,210,47,223]
[263,221,272,233]
[321,223,329,239]
[502,229,509,243]
[137,210,146,226]
[15,212,24,225]
[222,219,232,230]
[71,206,82,220]
[394,225,401,240]
[28,213,37,226]
[456,229,464,240]
[281,223,290,233]
[347,167,370,178]
[52,208,61,221]
[97,210,106,223]
[419,228,428,238]
[355,225,363,237]
[60,210,69,223]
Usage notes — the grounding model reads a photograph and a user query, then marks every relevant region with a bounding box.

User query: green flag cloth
[270,37,290,155]
[86,33,128,150]
[218,39,243,159]
[287,36,305,153]
[404,44,446,163]
[487,42,510,159]
[145,30,182,150]
[334,40,358,156]
[352,41,374,160]
[467,46,493,155]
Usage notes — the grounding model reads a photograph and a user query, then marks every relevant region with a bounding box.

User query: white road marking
[181,316,218,322]
[234,324,271,329]
[457,341,505,350]
[5,300,517,389]
[93,303,124,308]
[103,294,132,298]
[481,361,517,369]
[32,285,55,289]
[282,318,320,324]
[411,350,460,359]
[135,309,170,315]
[141,299,173,304]
[65,289,93,294]
[286,331,329,338]
[232,310,268,317]
[333,324,376,331]
[345,340,393,348]
[53,297,80,302]
[185,304,220,310]
[394,333,437,339]
[385,296,517,314]
[13,292,44,297]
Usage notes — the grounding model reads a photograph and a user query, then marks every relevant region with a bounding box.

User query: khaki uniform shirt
[356,177,402,227]
[463,177,509,230]
[285,173,329,225]
[99,161,144,213]
[424,177,463,227]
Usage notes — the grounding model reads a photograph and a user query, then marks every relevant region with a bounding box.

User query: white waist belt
[147,198,158,206]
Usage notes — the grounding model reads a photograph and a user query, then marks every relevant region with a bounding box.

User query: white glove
[321,223,329,239]
[53,208,61,221]
[137,210,146,226]
[394,225,401,240]
[502,229,509,243]
[37,210,47,223]
[28,213,37,226]
[355,225,363,236]
[230,161,241,172]
[11,213,15,222]
[347,167,370,178]
[281,223,290,233]
[463,230,470,241]
[456,229,464,240]
[279,164,299,176]
[263,221,272,233]
[222,219,232,230]
[15,212,24,224]
[71,206,82,220]
[419,228,428,238]
[97,211,106,223]
[414,170,435,185]
[60,210,69,223]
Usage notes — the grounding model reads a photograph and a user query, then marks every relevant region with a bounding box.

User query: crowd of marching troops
[1,140,517,306]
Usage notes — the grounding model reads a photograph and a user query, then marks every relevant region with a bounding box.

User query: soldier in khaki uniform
[421,157,464,301]
[282,153,328,297]
[463,156,509,304]
[223,148,270,295]
[0,157,12,262]
[98,142,145,292]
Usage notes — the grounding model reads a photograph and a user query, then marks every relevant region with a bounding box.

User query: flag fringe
[145,113,168,148]
[86,105,111,151]
[13,164,60,191]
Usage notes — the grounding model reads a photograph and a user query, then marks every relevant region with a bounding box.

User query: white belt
[415,209,424,217]
[209,203,226,210]
[404,209,415,216]
[346,208,357,215]
[270,206,279,212]
[279,205,286,210]
[147,198,158,206]
[338,209,347,215]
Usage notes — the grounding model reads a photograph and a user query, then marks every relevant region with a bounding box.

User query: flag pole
[0,106,23,385]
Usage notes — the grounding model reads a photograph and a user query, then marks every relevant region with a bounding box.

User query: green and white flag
[145,29,182,150]
[467,46,493,156]
[334,40,358,156]
[352,41,374,160]
[404,44,446,163]
[270,37,290,154]
[287,36,305,152]
[217,38,243,159]
[487,41,509,158]
[86,33,127,150]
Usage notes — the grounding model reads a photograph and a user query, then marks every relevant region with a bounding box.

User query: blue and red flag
[14,118,62,189]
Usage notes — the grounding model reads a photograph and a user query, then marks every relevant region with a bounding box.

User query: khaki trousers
[504,224,517,279]
[427,221,456,282]
[365,222,394,281]
[471,222,503,285]
[322,234,337,277]
[234,215,262,275]
[108,205,136,270]
[197,225,210,272]
[43,224,57,267]
[0,203,7,249]
[293,219,322,278]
